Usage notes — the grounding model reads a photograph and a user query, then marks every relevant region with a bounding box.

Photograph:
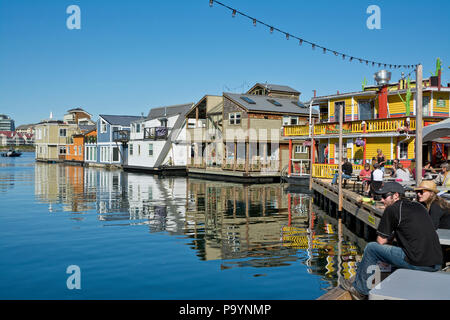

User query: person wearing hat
[340,182,443,300]
[415,180,450,229]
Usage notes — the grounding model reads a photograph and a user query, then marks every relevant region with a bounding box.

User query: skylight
[240,96,256,104]
[267,99,282,106]
[291,101,306,108]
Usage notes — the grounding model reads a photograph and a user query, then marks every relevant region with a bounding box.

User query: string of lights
[209,0,418,70]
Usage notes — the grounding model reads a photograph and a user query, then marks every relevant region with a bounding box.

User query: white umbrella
[423,118,450,142]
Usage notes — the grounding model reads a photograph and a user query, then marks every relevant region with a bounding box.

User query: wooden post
[309,119,315,191]
[416,64,423,186]
[288,139,292,176]
[338,103,343,213]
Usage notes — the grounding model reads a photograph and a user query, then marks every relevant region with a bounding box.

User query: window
[229,113,241,125]
[130,144,133,156]
[283,116,290,126]
[148,144,153,156]
[291,101,306,108]
[358,100,374,121]
[334,102,345,122]
[101,120,107,133]
[112,147,119,162]
[295,145,307,153]
[136,123,141,133]
[138,144,141,156]
[399,142,408,159]
[160,119,168,127]
[79,146,82,155]
[59,129,67,137]
[290,117,298,125]
[423,96,430,117]
[58,146,67,155]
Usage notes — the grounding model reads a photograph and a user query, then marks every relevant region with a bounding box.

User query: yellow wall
[365,137,392,160]
[433,92,449,116]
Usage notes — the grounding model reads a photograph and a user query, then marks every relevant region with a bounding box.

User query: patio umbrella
[423,118,450,142]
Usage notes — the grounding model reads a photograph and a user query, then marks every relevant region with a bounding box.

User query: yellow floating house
[283,70,450,178]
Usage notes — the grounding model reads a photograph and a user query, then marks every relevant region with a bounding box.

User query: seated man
[331,158,353,185]
[340,182,443,300]
[369,163,383,199]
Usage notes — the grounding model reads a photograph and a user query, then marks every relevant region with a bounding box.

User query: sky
[1,0,449,126]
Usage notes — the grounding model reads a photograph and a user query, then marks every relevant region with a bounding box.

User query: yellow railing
[312,164,364,178]
[284,117,424,137]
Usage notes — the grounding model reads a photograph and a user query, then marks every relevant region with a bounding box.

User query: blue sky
[1,0,449,126]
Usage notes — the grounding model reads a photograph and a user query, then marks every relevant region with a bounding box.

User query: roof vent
[374,70,391,86]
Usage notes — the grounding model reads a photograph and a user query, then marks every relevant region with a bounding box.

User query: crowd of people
[329,150,450,299]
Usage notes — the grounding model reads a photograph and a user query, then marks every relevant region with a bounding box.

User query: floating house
[85,114,141,168]
[186,83,319,183]
[124,103,193,174]
[65,126,96,165]
[283,70,450,178]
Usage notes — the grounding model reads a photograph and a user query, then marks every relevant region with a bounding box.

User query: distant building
[0,114,15,131]
[15,124,36,135]
[63,108,95,126]
[0,131,34,146]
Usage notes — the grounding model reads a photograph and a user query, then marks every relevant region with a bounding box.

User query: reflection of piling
[312,179,379,241]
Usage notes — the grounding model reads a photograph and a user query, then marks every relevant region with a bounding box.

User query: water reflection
[33,162,364,290]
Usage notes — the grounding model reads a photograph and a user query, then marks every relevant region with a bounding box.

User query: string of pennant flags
[209,0,418,70]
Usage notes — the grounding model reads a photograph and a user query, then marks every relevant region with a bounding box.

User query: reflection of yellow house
[284,72,450,177]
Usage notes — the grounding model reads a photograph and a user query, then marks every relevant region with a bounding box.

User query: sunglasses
[416,190,424,195]
[381,193,394,199]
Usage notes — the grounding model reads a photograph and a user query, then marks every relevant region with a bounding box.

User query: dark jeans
[354,242,441,295]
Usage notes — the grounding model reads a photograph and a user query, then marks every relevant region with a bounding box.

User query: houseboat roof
[146,103,193,120]
[99,115,142,126]
[79,124,96,133]
[247,83,300,95]
[223,93,319,116]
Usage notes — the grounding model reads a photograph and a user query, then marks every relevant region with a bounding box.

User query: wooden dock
[311,178,383,241]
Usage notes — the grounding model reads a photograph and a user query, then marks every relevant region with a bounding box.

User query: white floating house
[124,103,193,175]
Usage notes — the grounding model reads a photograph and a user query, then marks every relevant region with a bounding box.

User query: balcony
[144,127,169,140]
[283,116,441,137]
[112,130,130,142]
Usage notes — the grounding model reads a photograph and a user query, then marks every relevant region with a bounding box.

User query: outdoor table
[369,269,450,300]
[437,229,450,246]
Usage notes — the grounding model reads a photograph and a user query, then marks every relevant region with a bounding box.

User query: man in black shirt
[331,158,353,185]
[341,182,442,299]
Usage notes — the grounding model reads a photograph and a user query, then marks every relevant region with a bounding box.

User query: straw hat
[414,180,438,193]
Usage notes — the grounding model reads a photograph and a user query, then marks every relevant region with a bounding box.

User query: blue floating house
[85,114,142,167]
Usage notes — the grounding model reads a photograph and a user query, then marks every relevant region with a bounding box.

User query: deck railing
[312,163,364,178]
[284,117,424,137]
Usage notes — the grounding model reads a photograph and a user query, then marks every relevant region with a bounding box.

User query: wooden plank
[317,287,352,300]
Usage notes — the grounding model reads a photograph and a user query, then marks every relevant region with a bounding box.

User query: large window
[358,100,374,121]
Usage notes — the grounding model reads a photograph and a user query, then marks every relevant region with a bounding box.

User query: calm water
[0,153,364,299]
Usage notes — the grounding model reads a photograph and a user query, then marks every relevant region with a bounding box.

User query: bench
[369,269,450,300]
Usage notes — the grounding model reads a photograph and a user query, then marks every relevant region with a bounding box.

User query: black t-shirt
[377,155,385,167]
[377,200,443,266]
[429,201,450,230]
[342,162,353,176]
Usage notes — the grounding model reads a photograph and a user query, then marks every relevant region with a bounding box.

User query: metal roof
[99,115,142,126]
[146,103,193,120]
[224,93,319,116]
[250,83,300,94]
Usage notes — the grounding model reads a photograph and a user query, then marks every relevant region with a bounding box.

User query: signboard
[325,123,352,134]
[437,99,446,107]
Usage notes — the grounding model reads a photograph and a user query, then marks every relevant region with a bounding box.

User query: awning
[423,118,450,142]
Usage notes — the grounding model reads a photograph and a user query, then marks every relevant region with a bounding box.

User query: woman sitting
[394,163,411,183]
[359,163,372,195]
[415,180,450,229]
